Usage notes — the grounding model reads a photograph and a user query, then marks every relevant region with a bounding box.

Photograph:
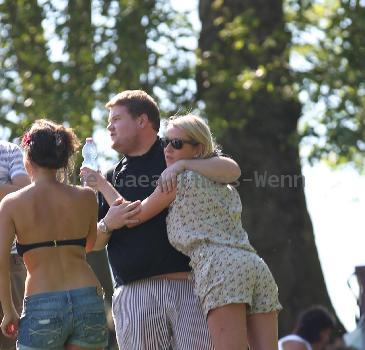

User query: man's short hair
[106,90,160,131]
[295,305,335,343]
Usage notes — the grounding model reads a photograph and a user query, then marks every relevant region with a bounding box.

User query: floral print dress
[166,171,282,317]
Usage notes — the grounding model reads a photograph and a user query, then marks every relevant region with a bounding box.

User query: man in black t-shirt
[82,90,241,349]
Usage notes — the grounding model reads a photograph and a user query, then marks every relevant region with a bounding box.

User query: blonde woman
[127,114,282,350]
[0,120,113,349]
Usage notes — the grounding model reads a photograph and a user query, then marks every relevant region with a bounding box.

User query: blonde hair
[166,114,221,158]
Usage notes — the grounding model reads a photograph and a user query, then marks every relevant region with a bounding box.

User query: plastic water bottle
[81,137,98,190]
[82,137,98,171]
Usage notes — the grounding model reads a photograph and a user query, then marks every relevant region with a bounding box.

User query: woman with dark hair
[279,305,336,350]
[0,120,130,349]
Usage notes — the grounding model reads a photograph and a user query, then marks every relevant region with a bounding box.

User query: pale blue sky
[303,164,364,331]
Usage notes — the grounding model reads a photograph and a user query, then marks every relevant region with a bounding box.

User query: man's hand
[104,198,141,231]
[158,160,186,192]
[80,167,105,191]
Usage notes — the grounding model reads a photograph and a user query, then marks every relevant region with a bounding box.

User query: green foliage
[288,0,365,169]
[0,0,194,141]
[197,0,365,169]
[1,0,364,170]
[0,0,55,137]
[197,0,299,148]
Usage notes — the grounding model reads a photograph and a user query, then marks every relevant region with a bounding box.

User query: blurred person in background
[278,305,336,350]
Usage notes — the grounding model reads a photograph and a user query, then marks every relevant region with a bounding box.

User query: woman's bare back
[8,181,99,295]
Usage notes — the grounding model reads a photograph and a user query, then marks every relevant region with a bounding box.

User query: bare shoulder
[0,184,31,210]
[73,185,93,194]
[282,341,308,350]
[0,192,14,212]
[0,194,19,223]
[74,186,97,205]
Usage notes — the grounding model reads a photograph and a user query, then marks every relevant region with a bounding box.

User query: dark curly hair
[21,119,80,170]
[294,305,336,343]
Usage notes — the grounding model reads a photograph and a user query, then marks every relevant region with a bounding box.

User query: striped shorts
[112,278,214,350]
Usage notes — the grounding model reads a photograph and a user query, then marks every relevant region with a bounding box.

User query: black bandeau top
[16,237,87,257]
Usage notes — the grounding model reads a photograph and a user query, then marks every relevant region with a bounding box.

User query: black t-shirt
[99,138,190,286]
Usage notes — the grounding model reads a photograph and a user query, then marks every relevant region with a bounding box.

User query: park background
[0,0,364,337]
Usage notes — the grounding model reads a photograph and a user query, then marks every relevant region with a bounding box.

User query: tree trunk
[197,0,341,335]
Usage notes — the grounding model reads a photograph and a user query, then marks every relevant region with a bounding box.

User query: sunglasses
[161,138,199,150]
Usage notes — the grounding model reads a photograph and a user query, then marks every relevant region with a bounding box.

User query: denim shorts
[17,287,108,350]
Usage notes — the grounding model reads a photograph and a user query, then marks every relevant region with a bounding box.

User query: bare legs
[207,304,247,350]
[247,311,278,350]
[207,303,278,350]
